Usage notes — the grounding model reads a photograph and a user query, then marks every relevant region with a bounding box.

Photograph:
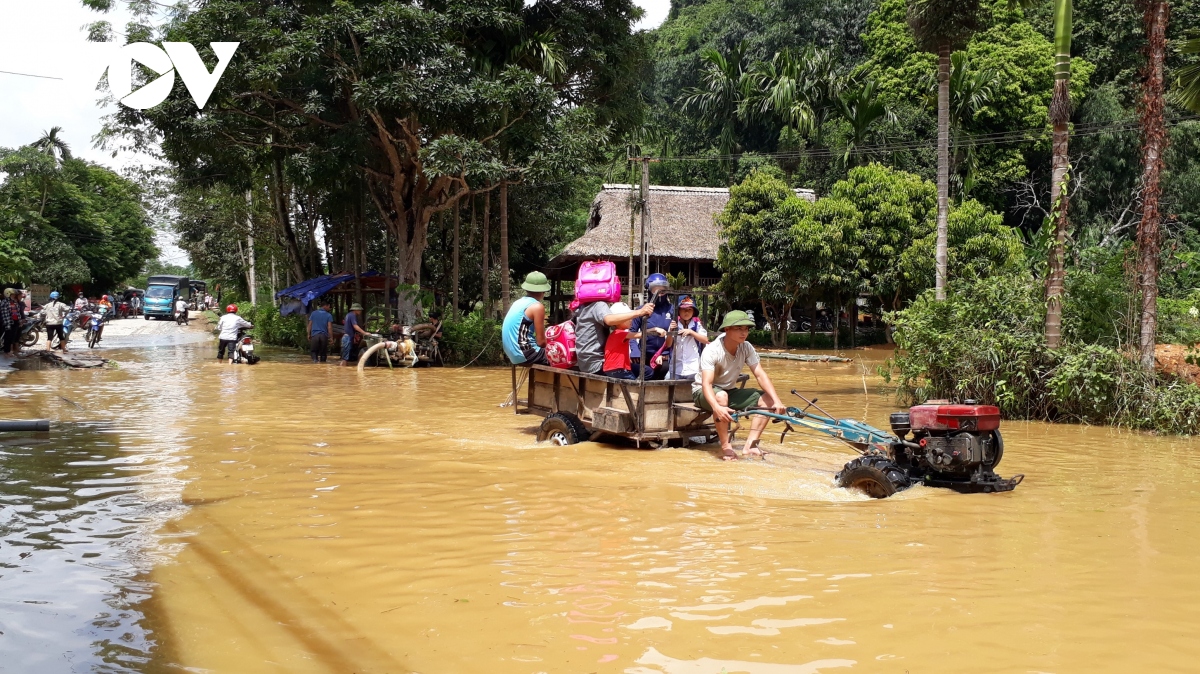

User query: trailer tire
[538,413,587,446]
[836,456,910,498]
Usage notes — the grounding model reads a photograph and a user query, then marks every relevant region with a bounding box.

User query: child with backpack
[601,303,643,380]
[571,261,653,374]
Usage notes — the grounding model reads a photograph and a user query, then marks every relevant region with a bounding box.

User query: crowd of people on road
[501,267,785,461]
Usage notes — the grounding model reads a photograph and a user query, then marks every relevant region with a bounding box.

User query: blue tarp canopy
[275,271,384,306]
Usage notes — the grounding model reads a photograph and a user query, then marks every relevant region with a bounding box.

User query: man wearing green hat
[340,302,369,366]
[694,310,785,460]
[502,272,552,365]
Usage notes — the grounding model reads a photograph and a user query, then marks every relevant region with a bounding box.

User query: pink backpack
[544,321,577,369]
[574,261,622,305]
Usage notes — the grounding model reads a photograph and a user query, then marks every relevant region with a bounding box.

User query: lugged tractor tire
[835,456,911,499]
[538,412,588,446]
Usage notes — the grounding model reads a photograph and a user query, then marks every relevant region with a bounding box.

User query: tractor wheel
[988,430,1004,469]
[538,412,587,446]
[836,456,911,498]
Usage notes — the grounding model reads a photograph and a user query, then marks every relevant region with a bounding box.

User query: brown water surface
[2,341,1199,673]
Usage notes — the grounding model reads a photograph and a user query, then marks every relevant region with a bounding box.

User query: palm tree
[907,0,983,300]
[924,52,997,196]
[1137,0,1170,372]
[1175,31,1200,112]
[1043,0,1074,350]
[30,126,72,217]
[835,80,896,165]
[683,43,749,161]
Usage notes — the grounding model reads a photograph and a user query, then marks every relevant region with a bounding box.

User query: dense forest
[4,0,1200,428]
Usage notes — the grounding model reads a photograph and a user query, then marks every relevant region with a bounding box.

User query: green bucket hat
[349,303,364,311]
[521,271,552,293]
[719,310,756,331]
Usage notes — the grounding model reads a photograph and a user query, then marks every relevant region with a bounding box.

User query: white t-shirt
[175,299,188,313]
[693,333,759,394]
[672,318,708,378]
[216,313,252,340]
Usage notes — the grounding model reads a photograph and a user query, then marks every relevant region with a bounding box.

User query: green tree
[1137,0,1171,371]
[1177,31,1200,111]
[1044,0,1075,349]
[792,195,866,350]
[901,198,1027,289]
[716,171,809,347]
[828,164,937,311]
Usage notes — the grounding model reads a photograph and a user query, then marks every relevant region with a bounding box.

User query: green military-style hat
[719,310,756,330]
[521,271,552,293]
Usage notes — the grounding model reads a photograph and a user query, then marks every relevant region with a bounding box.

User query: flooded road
[2,337,1200,673]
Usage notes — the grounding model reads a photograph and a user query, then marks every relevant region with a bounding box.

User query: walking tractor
[733,391,1024,498]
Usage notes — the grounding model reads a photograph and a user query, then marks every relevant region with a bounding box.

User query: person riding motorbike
[175,296,189,325]
[74,292,88,311]
[216,304,253,362]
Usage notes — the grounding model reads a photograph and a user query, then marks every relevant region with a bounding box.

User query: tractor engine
[889,402,1003,476]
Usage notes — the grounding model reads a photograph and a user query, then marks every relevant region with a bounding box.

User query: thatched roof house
[549,183,816,288]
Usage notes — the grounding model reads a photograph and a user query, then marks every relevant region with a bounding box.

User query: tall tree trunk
[482,190,491,318]
[832,293,841,351]
[269,154,307,282]
[935,43,951,301]
[245,190,257,306]
[1138,0,1170,372]
[453,200,461,316]
[1045,0,1074,349]
[500,179,510,312]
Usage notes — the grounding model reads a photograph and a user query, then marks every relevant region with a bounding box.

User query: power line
[635,114,1200,163]
[0,69,63,81]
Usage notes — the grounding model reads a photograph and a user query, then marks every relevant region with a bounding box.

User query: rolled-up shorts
[693,386,762,413]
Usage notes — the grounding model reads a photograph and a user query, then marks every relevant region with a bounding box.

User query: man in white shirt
[694,310,785,461]
[175,297,189,325]
[216,304,252,362]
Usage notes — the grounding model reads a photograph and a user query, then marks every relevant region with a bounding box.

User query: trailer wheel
[538,412,587,446]
[836,456,911,498]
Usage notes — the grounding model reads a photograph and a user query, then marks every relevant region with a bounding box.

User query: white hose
[357,341,392,373]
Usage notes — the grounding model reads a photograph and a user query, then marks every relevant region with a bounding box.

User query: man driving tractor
[694,310,786,461]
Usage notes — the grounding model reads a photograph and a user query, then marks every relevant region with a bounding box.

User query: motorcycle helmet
[226,304,237,314]
[49,291,60,300]
[102,295,109,301]
[645,273,669,290]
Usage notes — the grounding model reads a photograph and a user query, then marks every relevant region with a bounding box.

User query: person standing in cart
[695,310,785,461]
[670,296,708,380]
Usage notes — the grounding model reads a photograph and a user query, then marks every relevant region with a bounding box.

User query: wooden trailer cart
[512,364,748,447]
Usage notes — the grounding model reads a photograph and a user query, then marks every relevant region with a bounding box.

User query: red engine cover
[909,404,1000,432]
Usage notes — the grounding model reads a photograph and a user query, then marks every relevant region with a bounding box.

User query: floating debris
[758,353,852,363]
[18,350,109,369]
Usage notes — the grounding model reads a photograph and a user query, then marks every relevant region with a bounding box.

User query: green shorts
[693,386,762,412]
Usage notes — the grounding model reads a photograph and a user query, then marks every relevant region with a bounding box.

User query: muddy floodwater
[2,337,1199,673]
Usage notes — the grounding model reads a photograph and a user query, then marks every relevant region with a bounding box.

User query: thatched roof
[553,184,816,263]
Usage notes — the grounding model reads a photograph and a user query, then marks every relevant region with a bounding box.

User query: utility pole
[640,157,650,300]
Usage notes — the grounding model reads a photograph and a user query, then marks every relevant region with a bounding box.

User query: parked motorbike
[51,310,82,350]
[116,300,132,319]
[230,327,259,365]
[19,312,44,348]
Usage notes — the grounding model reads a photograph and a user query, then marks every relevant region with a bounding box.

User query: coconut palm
[30,126,72,217]
[907,0,984,301]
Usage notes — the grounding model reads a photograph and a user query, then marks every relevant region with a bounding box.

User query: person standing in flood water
[307,301,333,363]
[216,304,253,362]
[42,291,70,352]
[340,303,368,366]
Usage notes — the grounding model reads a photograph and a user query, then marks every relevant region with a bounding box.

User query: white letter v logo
[162,42,240,109]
